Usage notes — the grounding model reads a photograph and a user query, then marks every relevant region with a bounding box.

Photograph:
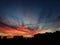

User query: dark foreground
[0,31,59,45]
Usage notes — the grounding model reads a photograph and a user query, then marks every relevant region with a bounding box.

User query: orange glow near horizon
[0,25,46,38]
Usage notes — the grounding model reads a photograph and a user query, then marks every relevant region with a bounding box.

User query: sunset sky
[0,0,60,33]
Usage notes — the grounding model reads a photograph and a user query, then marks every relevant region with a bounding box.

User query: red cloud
[0,25,45,38]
